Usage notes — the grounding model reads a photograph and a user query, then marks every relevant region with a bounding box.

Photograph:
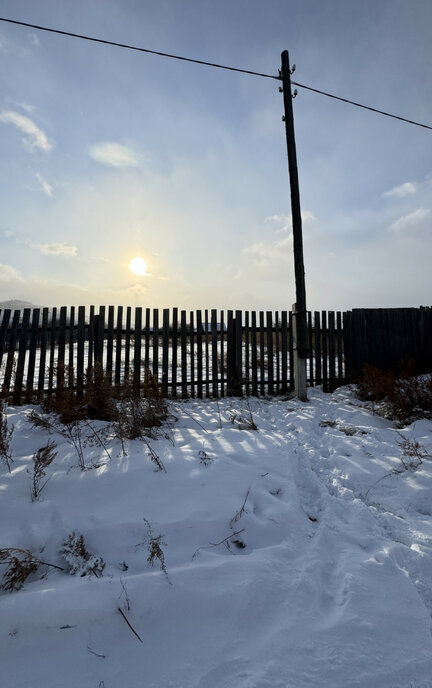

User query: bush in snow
[0,548,39,591]
[29,440,57,501]
[136,518,170,582]
[60,533,105,578]
[356,360,432,424]
[0,401,14,472]
[113,370,169,451]
[0,547,63,592]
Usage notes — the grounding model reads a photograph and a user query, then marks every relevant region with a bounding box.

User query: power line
[1,16,431,132]
[0,17,279,80]
[290,80,432,131]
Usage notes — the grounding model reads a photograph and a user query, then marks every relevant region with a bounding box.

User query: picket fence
[0,306,346,404]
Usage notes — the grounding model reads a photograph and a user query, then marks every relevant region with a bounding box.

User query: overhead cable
[1,16,431,131]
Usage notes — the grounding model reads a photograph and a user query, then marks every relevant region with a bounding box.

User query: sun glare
[129,256,147,276]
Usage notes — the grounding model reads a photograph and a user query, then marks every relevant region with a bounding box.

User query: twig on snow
[117,607,143,643]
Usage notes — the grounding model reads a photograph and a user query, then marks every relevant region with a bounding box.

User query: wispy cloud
[383,182,417,198]
[265,210,316,233]
[39,242,77,256]
[30,33,40,47]
[389,207,430,233]
[0,110,51,152]
[35,172,53,197]
[0,264,24,283]
[15,102,36,115]
[89,142,139,168]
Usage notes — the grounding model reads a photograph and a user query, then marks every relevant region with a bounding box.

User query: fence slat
[211,309,218,398]
[0,309,11,369]
[281,311,288,393]
[220,310,225,397]
[336,311,343,383]
[245,311,250,396]
[106,305,114,383]
[266,312,274,396]
[3,311,20,396]
[234,310,242,396]
[124,307,132,381]
[13,309,31,405]
[26,308,40,401]
[57,306,67,390]
[328,311,336,390]
[181,310,187,398]
[77,306,85,394]
[37,308,49,398]
[48,308,57,396]
[134,308,142,390]
[204,310,210,398]
[226,311,234,396]
[259,312,265,396]
[314,311,321,386]
[307,311,314,386]
[288,311,294,391]
[115,306,123,388]
[143,308,149,371]
[162,309,169,396]
[68,306,75,379]
[190,311,195,398]
[96,306,105,365]
[152,309,159,380]
[321,311,328,392]
[172,308,178,397]
[275,312,280,394]
[251,311,258,396]
[196,310,203,399]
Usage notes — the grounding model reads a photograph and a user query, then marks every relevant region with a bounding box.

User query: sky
[0,0,431,312]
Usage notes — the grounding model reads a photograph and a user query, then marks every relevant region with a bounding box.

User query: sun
[129,256,147,276]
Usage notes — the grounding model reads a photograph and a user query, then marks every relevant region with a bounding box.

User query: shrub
[113,370,168,446]
[29,440,57,501]
[0,548,38,591]
[356,359,432,424]
[60,532,105,577]
[43,363,117,424]
[0,547,63,592]
[0,402,14,472]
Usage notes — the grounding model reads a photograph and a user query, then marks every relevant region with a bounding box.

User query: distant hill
[0,299,38,311]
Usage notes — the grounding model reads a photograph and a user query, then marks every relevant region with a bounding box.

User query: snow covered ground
[1,386,432,688]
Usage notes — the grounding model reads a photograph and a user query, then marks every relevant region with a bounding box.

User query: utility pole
[280,49,308,401]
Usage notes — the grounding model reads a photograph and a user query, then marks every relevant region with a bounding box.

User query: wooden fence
[0,306,346,404]
[2,305,430,405]
[343,306,432,378]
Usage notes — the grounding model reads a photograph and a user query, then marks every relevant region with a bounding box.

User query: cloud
[30,33,40,47]
[0,110,51,152]
[0,264,24,283]
[383,182,417,198]
[389,207,430,233]
[15,102,36,115]
[35,173,53,197]
[265,210,316,233]
[243,235,291,264]
[39,242,78,256]
[89,142,139,168]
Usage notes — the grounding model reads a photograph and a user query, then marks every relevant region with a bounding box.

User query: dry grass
[356,359,432,424]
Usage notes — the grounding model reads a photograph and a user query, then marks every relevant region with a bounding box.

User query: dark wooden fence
[343,307,432,378]
[1,305,430,405]
[0,306,345,404]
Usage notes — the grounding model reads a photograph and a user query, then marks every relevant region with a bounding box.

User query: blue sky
[0,0,431,311]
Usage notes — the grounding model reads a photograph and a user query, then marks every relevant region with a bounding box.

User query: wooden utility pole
[281,49,308,401]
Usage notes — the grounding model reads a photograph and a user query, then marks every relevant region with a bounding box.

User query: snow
[1,387,432,687]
